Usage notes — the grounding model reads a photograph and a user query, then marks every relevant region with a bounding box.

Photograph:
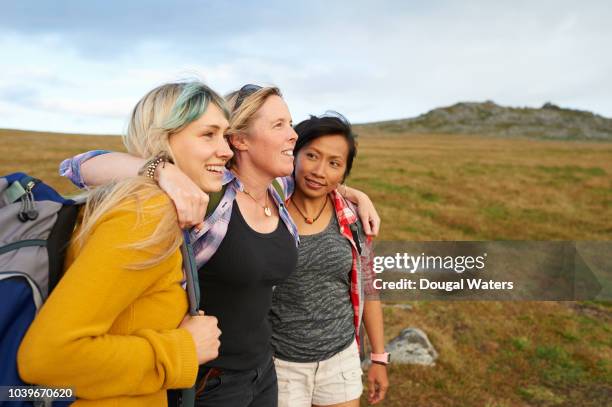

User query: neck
[231,165,273,200]
[292,188,329,213]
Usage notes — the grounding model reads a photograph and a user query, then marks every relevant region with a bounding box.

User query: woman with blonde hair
[58,84,379,407]
[17,81,228,406]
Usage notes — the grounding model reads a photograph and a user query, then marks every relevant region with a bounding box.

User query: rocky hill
[364,101,612,140]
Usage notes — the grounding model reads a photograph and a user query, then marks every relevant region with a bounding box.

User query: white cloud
[0,0,611,133]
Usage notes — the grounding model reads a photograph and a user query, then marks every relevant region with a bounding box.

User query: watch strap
[370,352,390,364]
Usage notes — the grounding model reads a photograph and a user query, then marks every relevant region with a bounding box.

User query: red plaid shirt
[329,190,378,346]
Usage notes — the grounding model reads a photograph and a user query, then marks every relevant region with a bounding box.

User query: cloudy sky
[1,0,610,134]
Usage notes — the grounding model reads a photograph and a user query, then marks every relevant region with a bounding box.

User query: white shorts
[274,340,363,407]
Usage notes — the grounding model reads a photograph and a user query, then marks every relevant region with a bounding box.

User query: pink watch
[370,352,390,365]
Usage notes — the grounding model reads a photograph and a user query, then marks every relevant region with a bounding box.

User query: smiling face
[294,134,350,199]
[168,103,233,192]
[236,95,297,177]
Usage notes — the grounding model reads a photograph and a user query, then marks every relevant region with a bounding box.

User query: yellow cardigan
[18,193,198,406]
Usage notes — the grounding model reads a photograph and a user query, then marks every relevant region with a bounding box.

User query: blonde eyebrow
[271,117,291,124]
[201,123,229,131]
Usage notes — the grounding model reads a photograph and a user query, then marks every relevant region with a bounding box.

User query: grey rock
[362,327,438,368]
[382,303,413,310]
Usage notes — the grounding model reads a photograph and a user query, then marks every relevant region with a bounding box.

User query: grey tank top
[269,212,355,362]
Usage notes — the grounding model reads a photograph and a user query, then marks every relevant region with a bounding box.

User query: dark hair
[293,111,357,182]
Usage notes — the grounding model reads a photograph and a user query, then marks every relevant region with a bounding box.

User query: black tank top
[199,202,298,370]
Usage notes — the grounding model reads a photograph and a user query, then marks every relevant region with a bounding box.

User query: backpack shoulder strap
[47,204,82,292]
[180,230,200,316]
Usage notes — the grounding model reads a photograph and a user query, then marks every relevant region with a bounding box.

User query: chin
[299,182,327,198]
[201,179,223,193]
[277,163,294,177]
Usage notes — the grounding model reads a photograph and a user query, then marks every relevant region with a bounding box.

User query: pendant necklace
[243,188,272,217]
[291,196,328,224]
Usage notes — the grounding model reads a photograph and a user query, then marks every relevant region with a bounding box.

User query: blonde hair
[74,81,229,269]
[224,86,282,166]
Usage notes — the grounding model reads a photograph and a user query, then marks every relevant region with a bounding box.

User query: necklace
[291,196,328,224]
[242,188,272,217]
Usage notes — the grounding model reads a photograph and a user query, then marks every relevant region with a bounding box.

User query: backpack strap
[180,230,200,317]
[47,204,81,292]
[171,232,200,407]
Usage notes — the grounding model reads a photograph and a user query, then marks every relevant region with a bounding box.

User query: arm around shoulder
[59,150,146,188]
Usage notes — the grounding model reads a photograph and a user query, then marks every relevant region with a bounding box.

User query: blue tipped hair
[163,82,229,132]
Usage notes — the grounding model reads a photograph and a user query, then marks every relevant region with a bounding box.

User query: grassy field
[1,128,611,406]
[350,132,612,241]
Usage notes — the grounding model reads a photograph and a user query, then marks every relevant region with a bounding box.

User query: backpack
[0,173,200,407]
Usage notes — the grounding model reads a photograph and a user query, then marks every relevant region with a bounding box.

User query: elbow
[17,333,64,385]
[17,343,43,384]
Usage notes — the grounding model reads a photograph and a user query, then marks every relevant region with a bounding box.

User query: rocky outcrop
[365,101,612,140]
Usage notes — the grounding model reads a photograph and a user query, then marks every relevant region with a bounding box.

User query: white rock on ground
[362,327,438,368]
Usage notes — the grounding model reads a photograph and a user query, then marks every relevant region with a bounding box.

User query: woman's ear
[229,133,249,152]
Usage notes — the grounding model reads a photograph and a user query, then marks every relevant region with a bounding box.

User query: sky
[1,0,611,134]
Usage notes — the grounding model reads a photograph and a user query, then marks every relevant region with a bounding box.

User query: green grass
[1,129,611,406]
[349,134,612,241]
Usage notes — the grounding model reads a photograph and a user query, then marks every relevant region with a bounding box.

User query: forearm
[19,327,197,398]
[340,185,362,203]
[75,150,213,229]
[363,300,385,353]
[339,185,380,235]
[81,152,145,186]
[364,300,390,404]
